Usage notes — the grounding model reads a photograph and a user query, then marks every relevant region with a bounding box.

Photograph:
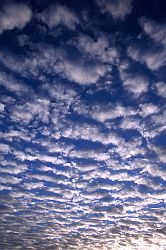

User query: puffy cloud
[61,122,125,146]
[128,18,166,71]
[120,117,140,130]
[0,175,21,185]
[140,17,166,46]
[128,44,166,71]
[0,160,27,175]
[0,2,166,249]
[0,103,5,112]
[55,56,108,85]
[0,143,11,154]
[120,70,149,96]
[0,45,58,79]
[73,101,137,123]
[155,81,166,98]
[23,182,44,190]
[72,34,118,63]
[72,162,99,172]
[0,72,30,95]
[96,0,133,20]
[0,2,32,34]
[39,4,79,30]
[142,161,166,180]
[153,146,166,164]
[151,110,166,127]
[10,99,50,124]
[0,43,107,85]
[139,103,160,116]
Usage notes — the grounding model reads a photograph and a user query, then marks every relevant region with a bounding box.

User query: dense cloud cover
[0,0,166,249]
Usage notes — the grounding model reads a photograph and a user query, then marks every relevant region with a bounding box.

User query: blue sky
[0,0,166,249]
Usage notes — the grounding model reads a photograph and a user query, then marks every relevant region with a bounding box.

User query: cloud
[155,81,166,98]
[73,100,137,123]
[0,143,11,154]
[39,4,79,30]
[96,0,133,20]
[0,160,27,175]
[142,161,166,180]
[120,70,149,96]
[0,103,5,112]
[0,2,32,34]
[69,148,110,162]
[61,121,125,147]
[55,56,108,85]
[153,146,166,164]
[120,117,140,130]
[128,45,166,71]
[0,43,107,85]
[140,17,166,46]
[23,182,44,190]
[73,34,118,64]
[0,2,166,249]
[139,103,160,116]
[0,175,21,185]
[0,72,30,95]
[72,162,99,172]
[10,99,50,124]
[127,18,166,71]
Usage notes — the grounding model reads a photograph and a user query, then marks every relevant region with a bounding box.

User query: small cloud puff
[0,1,32,34]
[155,81,166,98]
[96,0,133,20]
[38,4,79,30]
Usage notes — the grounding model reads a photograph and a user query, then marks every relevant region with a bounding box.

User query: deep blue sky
[0,0,166,249]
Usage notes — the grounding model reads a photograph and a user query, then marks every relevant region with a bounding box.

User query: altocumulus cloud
[0,0,166,249]
[0,1,32,34]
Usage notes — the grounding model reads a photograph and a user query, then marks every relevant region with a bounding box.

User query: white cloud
[96,0,133,20]
[150,109,165,128]
[55,57,108,85]
[142,161,166,180]
[0,184,12,191]
[23,182,44,190]
[0,175,21,185]
[128,45,166,71]
[0,42,108,85]
[61,122,124,146]
[0,71,30,95]
[128,18,166,71]
[0,160,27,175]
[73,101,137,123]
[0,2,32,34]
[0,129,31,143]
[0,103,5,112]
[139,103,160,116]
[73,34,118,64]
[72,162,99,172]
[155,81,166,98]
[69,148,110,162]
[120,117,140,130]
[153,146,166,164]
[0,143,11,154]
[140,17,166,46]
[39,4,79,30]
[44,83,77,105]
[120,70,149,96]
[10,99,50,124]
[0,45,56,78]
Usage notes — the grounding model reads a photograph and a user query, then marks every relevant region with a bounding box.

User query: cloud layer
[0,1,166,249]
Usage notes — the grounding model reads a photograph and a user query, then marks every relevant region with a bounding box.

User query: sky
[0,0,166,249]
